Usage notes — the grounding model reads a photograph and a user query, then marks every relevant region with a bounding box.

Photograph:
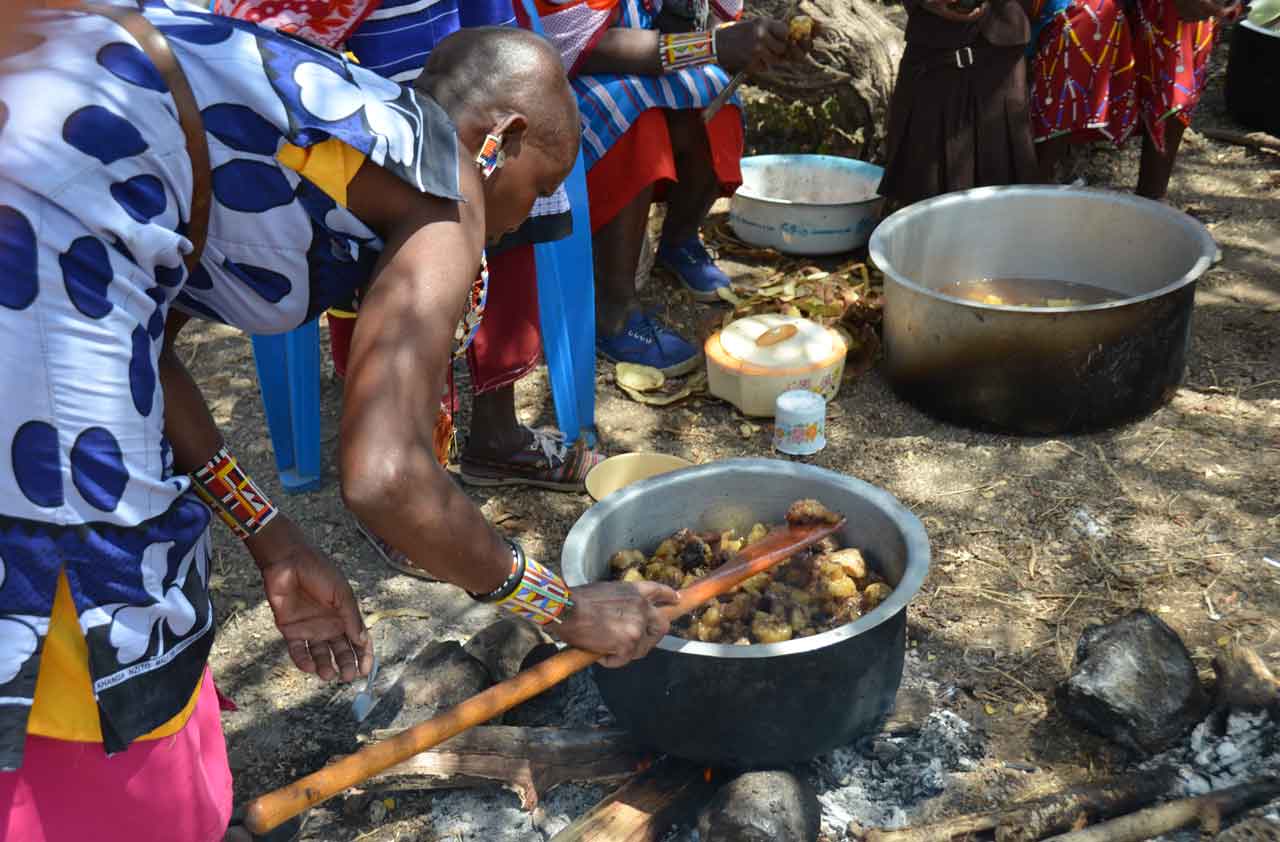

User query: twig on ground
[1199,127,1280,153]
[1042,778,1280,842]
[935,480,1008,497]
[364,608,434,627]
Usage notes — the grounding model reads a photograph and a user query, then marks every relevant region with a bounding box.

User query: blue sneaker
[597,311,701,377]
[657,236,731,302]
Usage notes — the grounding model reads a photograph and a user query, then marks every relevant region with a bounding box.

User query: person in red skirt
[1029,0,1246,199]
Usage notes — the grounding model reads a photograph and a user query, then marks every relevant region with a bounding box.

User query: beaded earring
[475,132,505,179]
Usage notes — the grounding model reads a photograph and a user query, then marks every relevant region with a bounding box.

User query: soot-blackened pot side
[885,284,1196,435]
[593,603,906,769]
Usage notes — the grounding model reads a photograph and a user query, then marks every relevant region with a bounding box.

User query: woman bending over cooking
[0,9,674,841]
[217,0,611,500]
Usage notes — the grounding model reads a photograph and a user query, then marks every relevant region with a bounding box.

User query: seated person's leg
[588,110,700,377]
[588,106,744,378]
[655,108,732,302]
[459,245,604,491]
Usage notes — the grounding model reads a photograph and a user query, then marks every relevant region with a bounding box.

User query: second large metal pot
[869,186,1218,434]
[561,458,930,769]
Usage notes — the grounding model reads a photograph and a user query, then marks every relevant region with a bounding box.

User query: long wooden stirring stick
[243,519,844,834]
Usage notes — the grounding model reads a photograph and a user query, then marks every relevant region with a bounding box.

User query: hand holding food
[715,17,792,73]
[786,14,818,58]
[787,14,815,42]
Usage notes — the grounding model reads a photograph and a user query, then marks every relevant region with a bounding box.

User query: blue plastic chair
[521,0,599,446]
[252,324,323,493]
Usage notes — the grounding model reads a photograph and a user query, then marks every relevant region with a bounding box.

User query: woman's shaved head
[417,27,580,171]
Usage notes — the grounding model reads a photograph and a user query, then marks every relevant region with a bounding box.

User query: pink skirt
[0,670,233,842]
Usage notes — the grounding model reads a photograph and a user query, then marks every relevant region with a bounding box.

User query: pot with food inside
[869,186,1218,434]
[561,458,930,769]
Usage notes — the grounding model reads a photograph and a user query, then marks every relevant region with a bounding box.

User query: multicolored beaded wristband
[658,30,717,73]
[190,445,279,540]
[472,540,575,626]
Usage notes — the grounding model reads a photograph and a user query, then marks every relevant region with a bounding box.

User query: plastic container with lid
[704,313,847,417]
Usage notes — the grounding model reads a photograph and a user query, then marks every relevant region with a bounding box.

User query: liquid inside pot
[943,277,1122,308]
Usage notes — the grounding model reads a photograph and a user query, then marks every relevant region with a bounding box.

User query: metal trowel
[350,653,380,723]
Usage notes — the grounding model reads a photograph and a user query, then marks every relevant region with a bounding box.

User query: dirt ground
[191,35,1279,842]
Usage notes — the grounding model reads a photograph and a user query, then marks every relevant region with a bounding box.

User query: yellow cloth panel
[275,138,367,207]
[27,570,201,742]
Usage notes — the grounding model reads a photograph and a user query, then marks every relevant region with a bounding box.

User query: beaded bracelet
[469,539,525,602]
[471,540,575,626]
[658,30,717,73]
[190,445,278,540]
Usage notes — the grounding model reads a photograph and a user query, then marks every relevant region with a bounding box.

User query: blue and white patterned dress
[0,1,464,769]
[560,0,742,168]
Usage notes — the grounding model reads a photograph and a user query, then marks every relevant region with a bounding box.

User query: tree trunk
[743,0,904,162]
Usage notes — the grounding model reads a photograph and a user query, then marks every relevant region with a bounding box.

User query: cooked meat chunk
[815,536,841,554]
[644,561,683,589]
[863,582,892,611]
[785,499,841,526]
[825,548,868,583]
[610,549,647,571]
[669,528,713,571]
[751,611,794,644]
[721,591,756,622]
[788,14,814,42]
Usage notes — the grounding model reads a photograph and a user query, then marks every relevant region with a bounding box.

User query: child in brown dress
[878,0,1040,208]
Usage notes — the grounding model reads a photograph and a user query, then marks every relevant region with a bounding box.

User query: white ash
[660,707,983,842]
[508,670,614,729]
[425,783,606,841]
[810,709,984,839]
[1145,709,1280,798]
[1133,708,1280,842]
[557,672,614,729]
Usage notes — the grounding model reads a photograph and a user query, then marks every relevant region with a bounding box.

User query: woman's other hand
[248,516,374,682]
[785,15,818,59]
[552,580,679,667]
[715,18,792,73]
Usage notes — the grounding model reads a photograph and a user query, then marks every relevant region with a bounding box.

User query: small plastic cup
[772,389,827,456]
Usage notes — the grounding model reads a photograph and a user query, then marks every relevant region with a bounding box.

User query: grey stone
[1058,611,1209,755]
[362,640,492,732]
[698,771,820,842]
[463,617,552,683]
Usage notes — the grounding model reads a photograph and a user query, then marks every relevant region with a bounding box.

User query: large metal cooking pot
[869,186,1218,434]
[561,458,930,769]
